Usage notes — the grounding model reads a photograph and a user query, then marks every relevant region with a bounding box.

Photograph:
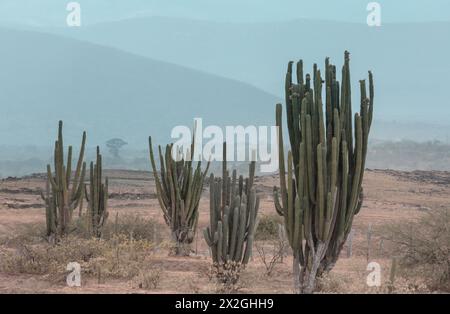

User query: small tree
[85,146,109,238]
[106,138,127,159]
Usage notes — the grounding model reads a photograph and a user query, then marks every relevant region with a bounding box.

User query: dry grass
[379,207,450,292]
[133,267,163,290]
[73,213,167,242]
[0,219,165,285]
[316,269,428,294]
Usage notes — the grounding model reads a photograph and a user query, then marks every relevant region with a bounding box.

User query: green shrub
[254,214,282,241]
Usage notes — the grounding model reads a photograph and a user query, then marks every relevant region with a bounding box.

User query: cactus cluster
[37,51,375,292]
[148,133,210,255]
[274,51,374,293]
[85,146,109,238]
[204,143,259,268]
[41,121,87,239]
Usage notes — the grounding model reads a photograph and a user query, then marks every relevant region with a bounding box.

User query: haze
[0,0,449,176]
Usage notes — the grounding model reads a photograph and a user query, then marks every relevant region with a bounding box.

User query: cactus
[204,142,259,283]
[204,143,259,264]
[85,146,109,238]
[41,121,86,240]
[274,51,374,293]
[148,131,210,255]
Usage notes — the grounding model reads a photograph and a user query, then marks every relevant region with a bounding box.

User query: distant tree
[106,138,127,159]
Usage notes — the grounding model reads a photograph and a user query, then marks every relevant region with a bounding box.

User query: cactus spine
[41,121,86,239]
[148,131,210,255]
[85,146,109,238]
[204,143,259,269]
[274,51,374,293]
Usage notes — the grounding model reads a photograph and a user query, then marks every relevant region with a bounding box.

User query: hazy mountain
[45,17,450,125]
[1,0,449,25]
[0,27,280,147]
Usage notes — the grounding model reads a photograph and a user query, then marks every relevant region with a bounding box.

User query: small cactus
[85,146,109,238]
[204,142,259,280]
[41,121,86,240]
[148,129,210,255]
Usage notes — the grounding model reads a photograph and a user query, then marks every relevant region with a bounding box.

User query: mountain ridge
[0,27,280,147]
[32,16,450,125]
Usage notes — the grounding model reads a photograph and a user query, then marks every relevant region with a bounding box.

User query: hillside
[43,17,450,125]
[0,27,279,147]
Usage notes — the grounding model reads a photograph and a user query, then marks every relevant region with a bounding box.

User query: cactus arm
[275,103,287,212]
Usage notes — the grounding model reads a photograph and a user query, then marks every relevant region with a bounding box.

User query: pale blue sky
[0,0,449,26]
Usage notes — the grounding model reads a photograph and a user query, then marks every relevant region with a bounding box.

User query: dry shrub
[381,207,450,292]
[380,277,428,294]
[90,235,156,279]
[255,240,286,276]
[255,214,282,241]
[187,277,201,294]
[316,272,354,293]
[316,271,428,294]
[1,213,165,246]
[103,213,165,242]
[0,223,47,247]
[167,241,191,256]
[255,221,289,277]
[0,244,54,275]
[209,261,245,293]
[0,234,157,282]
[0,213,167,284]
[74,213,165,243]
[0,237,105,277]
[134,267,163,290]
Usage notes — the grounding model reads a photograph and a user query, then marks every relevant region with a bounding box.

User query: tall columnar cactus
[41,121,86,239]
[148,133,210,255]
[274,51,374,293]
[204,143,259,273]
[85,146,109,238]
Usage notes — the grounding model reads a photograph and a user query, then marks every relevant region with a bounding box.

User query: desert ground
[0,169,449,293]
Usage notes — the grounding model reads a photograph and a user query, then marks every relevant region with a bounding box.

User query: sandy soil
[0,169,449,294]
